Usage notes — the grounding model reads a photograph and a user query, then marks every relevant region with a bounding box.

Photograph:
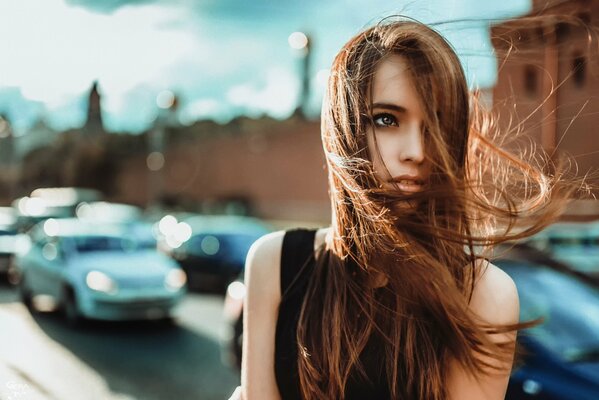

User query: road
[0,281,240,400]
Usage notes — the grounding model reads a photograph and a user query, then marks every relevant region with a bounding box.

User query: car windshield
[186,232,260,262]
[499,259,599,362]
[68,235,155,253]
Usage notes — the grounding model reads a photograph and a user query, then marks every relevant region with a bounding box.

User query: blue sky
[0,0,531,135]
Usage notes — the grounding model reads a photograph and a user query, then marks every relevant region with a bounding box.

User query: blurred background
[1,0,599,399]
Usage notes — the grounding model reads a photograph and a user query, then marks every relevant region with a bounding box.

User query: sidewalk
[0,302,132,400]
[0,362,49,400]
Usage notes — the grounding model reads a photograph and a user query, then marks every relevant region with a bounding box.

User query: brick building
[492,0,599,217]
[114,117,331,224]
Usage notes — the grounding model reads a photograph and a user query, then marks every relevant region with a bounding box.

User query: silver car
[14,218,187,325]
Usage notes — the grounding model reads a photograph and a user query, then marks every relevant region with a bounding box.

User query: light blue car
[14,218,187,325]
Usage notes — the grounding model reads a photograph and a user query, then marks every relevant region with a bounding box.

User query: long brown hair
[295,17,585,399]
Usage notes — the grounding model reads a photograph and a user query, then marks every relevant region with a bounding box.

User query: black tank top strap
[279,228,317,298]
[275,228,317,400]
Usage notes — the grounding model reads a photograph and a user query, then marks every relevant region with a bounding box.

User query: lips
[388,175,426,193]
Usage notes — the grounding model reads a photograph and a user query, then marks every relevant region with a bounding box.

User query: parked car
[495,244,599,399]
[13,218,186,325]
[13,187,103,233]
[160,214,271,292]
[75,201,144,223]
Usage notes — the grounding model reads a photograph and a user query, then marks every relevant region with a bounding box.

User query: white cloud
[226,67,299,119]
[0,0,193,103]
[180,98,226,124]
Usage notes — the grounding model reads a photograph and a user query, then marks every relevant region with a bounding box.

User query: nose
[399,123,425,164]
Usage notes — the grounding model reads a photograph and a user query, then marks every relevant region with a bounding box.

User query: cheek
[370,136,396,172]
[366,130,376,158]
[372,152,398,186]
[366,132,385,175]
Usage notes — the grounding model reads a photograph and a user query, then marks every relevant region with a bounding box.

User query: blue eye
[373,113,398,127]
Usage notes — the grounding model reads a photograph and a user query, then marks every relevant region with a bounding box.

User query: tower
[84,81,104,136]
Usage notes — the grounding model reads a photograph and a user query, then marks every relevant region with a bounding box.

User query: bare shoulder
[446,260,520,399]
[241,230,287,399]
[245,226,328,302]
[314,226,331,251]
[245,230,286,302]
[469,260,520,326]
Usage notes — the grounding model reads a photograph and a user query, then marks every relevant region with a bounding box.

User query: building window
[517,30,530,44]
[555,22,569,43]
[577,12,591,25]
[572,53,586,88]
[535,26,544,42]
[524,65,538,97]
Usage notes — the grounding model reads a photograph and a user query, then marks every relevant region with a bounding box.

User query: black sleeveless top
[274,228,391,399]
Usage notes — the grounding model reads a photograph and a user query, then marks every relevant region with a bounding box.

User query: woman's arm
[240,231,285,400]
[446,261,520,400]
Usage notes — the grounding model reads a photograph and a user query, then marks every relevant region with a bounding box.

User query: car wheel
[18,277,33,310]
[62,287,82,327]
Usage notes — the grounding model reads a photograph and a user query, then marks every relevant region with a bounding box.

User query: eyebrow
[371,102,407,113]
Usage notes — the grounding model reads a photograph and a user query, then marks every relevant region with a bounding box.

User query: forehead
[371,55,422,110]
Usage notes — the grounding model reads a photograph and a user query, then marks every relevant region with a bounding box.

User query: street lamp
[148,90,179,209]
[288,31,312,118]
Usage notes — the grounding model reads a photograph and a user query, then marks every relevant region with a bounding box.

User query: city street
[0,281,240,400]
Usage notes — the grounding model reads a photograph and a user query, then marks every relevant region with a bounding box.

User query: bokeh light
[147,151,165,171]
[288,31,308,50]
[156,90,176,110]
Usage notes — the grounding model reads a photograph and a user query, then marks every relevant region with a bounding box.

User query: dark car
[495,244,599,399]
[161,215,271,292]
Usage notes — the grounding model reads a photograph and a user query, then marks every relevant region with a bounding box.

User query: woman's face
[367,54,431,193]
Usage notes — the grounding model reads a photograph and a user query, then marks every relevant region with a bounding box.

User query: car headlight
[86,271,118,294]
[165,269,187,291]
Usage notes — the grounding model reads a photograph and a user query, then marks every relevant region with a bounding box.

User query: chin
[390,199,420,212]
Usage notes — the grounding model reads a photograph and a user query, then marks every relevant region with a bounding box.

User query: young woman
[238,17,575,400]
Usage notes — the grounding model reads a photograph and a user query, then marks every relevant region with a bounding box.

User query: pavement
[0,302,133,400]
